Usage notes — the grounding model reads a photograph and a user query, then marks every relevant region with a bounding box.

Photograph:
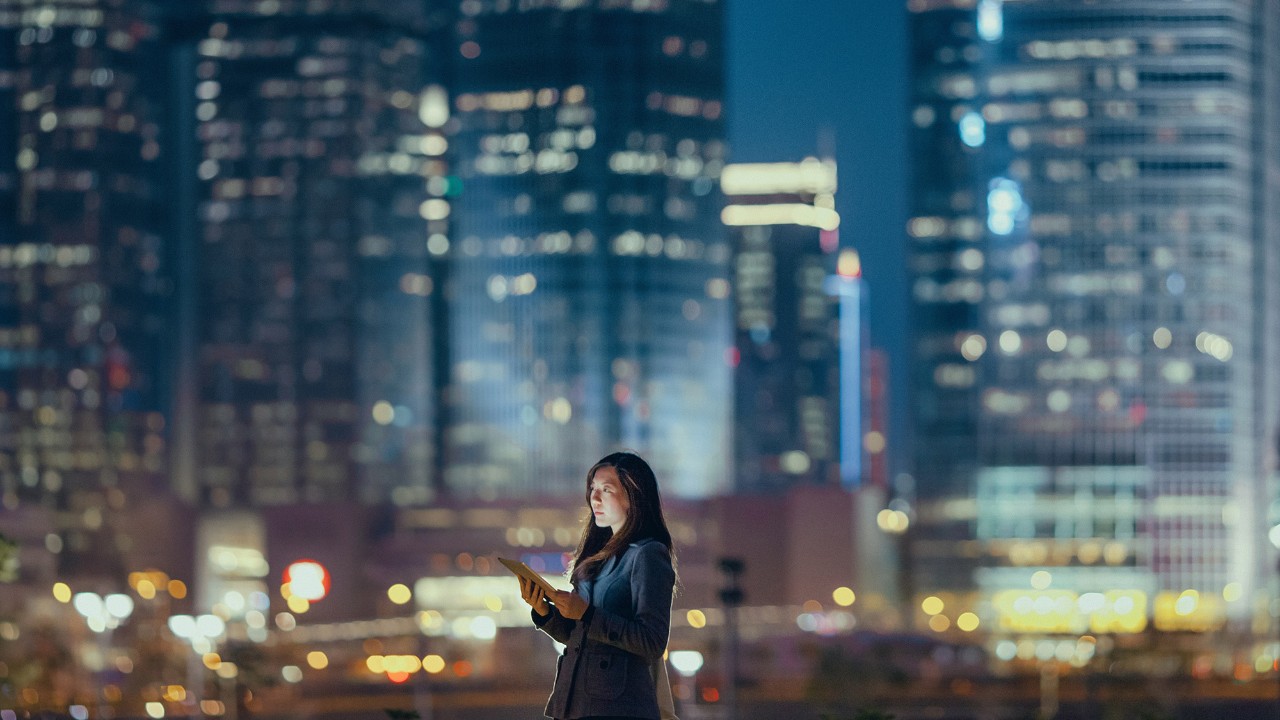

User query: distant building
[444,0,731,500]
[171,0,452,508]
[721,158,847,491]
[0,0,169,578]
[907,0,1280,636]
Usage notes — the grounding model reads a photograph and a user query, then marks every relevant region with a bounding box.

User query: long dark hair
[568,451,676,585]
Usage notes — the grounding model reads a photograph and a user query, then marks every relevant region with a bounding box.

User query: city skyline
[2,1,1278,718]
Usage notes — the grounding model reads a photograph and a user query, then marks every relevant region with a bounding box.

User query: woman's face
[589,466,630,534]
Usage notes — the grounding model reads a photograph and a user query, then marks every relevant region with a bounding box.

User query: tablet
[497,556,559,597]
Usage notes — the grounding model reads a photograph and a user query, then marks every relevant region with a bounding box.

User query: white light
[995,640,1017,661]
[145,701,165,718]
[72,592,103,620]
[959,111,985,147]
[1269,524,1280,549]
[1077,593,1106,614]
[168,615,196,639]
[196,614,226,639]
[977,0,1003,42]
[469,616,497,640]
[669,650,704,676]
[987,178,1024,236]
[998,330,1022,354]
[419,85,449,128]
[104,593,134,620]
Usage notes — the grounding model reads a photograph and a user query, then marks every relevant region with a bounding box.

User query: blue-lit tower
[444,0,731,499]
[908,0,1280,644]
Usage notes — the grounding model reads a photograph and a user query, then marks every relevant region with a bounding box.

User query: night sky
[727,0,911,472]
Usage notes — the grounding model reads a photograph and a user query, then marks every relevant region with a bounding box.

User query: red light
[387,671,410,684]
[283,559,330,602]
[613,382,631,405]
[724,347,740,368]
[701,687,719,703]
[1128,401,1147,426]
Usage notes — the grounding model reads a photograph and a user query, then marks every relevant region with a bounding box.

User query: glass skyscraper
[721,158,845,492]
[0,0,169,576]
[908,0,1280,638]
[173,0,452,508]
[444,0,731,499]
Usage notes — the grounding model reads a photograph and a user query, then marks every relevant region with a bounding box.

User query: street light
[71,592,134,716]
[169,613,231,719]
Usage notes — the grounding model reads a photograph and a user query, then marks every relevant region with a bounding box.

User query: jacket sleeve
[584,542,674,661]
[533,605,577,644]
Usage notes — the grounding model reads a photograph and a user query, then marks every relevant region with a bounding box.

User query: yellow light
[1223,582,1243,603]
[145,701,165,719]
[1152,327,1172,349]
[52,583,72,603]
[1089,590,1148,634]
[838,250,862,279]
[287,595,310,614]
[956,612,980,632]
[922,596,944,616]
[832,587,856,607]
[720,158,837,196]
[862,431,885,455]
[483,595,503,612]
[367,655,385,673]
[387,584,412,605]
[168,580,188,599]
[372,401,395,425]
[1030,570,1052,590]
[163,685,186,702]
[202,653,222,670]
[721,203,840,231]
[137,579,156,600]
[686,609,707,629]
[306,651,328,670]
[928,614,950,632]
[423,654,446,674]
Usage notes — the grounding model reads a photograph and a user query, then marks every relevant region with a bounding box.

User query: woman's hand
[519,577,551,617]
[550,590,589,620]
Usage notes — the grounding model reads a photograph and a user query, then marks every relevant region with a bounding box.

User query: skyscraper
[721,158,844,492]
[908,0,1280,636]
[172,0,452,508]
[445,0,730,499]
[0,0,169,577]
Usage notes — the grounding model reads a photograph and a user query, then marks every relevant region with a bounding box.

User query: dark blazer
[533,537,675,720]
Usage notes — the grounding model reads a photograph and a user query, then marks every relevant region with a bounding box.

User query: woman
[518,451,678,720]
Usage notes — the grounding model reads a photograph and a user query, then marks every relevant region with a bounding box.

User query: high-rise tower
[721,158,844,492]
[908,0,1280,635]
[445,0,730,499]
[173,0,452,508]
[0,0,169,577]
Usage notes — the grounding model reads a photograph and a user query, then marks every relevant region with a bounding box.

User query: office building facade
[722,159,846,491]
[908,0,1280,633]
[445,0,731,499]
[173,0,452,508]
[0,0,169,577]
